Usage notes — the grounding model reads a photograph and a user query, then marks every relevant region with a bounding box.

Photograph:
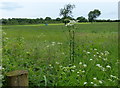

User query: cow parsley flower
[84,82,87,85]
[106,65,111,69]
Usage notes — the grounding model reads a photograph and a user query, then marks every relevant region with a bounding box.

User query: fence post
[6,70,28,86]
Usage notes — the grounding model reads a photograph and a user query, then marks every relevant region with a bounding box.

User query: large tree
[88,9,101,22]
[60,4,75,19]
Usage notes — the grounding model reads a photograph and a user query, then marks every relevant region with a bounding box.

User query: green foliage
[60,4,75,19]
[88,9,101,22]
[76,16,88,22]
[2,22,119,87]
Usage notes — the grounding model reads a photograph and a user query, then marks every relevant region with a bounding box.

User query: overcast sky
[0,0,119,20]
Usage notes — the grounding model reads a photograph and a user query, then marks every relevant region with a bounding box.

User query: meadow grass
[2,22,118,87]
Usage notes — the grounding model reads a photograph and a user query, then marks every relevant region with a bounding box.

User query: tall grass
[2,22,118,87]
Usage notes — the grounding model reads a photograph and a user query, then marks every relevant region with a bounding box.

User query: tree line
[0,4,119,25]
[1,17,119,25]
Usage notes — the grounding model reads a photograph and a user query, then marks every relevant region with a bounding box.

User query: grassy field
[2,22,118,87]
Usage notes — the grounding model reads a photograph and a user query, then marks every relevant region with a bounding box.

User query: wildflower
[110,75,117,79]
[83,64,87,67]
[91,82,94,84]
[93,77,97,80]
[103,58,107,61]
[99,56,102,58]
[105,51,109,54]
[94,55,96,57]
[77,72,80,74]
[96,52,99,54]
[71,70,75,72]
[96,64,102,68]
[94,48,97,50]
[101,52,104,55]
[94,84,97,86]
[87,52,90,54]
[90,59,93,61]
[82,70,85,73]
[99,80,103,84]
[65,20,78,27]
[108,79,112,81]
[49,64,52,67]
[84,82,87,85]
[73,65,76,68]
[79,62,82,65]
[65,23,74,26]
[106,65,111,69]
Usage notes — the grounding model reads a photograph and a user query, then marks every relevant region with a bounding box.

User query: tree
[60,4,75,20]
[88,9,101,22]
[56,18,61,21]
[44,17,51,21]
[76,16,87,22]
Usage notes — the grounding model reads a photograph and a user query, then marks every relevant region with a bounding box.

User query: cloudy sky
[0,0,119,20]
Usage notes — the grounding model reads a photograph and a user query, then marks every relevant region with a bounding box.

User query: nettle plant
[65,20,78,63]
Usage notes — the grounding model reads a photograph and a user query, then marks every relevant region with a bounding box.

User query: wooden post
[6,70,28,86]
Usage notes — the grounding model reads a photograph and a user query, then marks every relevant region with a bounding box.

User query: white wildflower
[71,70,75,72]
[101,52,104,55]
[91,82,94,84]
[106,65,111,69]
[84,82,87,85]
[110,75,117,79]
[99,80,103,84]
[77,72,79,74]
[93,77,97,80]
[87,52,90,54]
[73,65,76,68]
[90,59,93,61]
[103,58,107,61]
[49,64,52,67]
[108,79,112,81]
[83,64,87,67]
[94,84,97,86]
[82,70,85,73]
[96,64,102,68]
[94,48,97,51]
[96,52,99,54]
[79,62,82,65]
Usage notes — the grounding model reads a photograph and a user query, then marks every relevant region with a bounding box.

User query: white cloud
[0,2,23,11]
